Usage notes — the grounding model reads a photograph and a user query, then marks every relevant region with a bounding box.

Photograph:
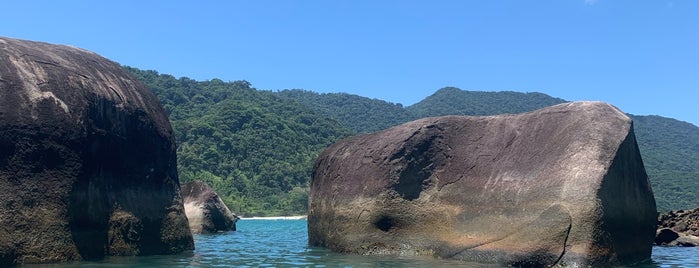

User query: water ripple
[25,219,699,267]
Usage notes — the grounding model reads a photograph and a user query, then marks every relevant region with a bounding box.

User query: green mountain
[280,87,699,212]
[125,67,352,216]
[276,89,413,134]
[631,115,699,211]
[407,87,568,118]
[126,67,698,214]
[277,87,569,134]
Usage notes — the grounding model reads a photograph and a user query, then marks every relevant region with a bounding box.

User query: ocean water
[31,219,699,267]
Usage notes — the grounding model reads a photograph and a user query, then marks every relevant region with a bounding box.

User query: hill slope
[126,67,698,213]
[280,87,699,212]
[126,67,352,216]
[631,115,699,211]
[276,90,413,134]
[407,87,568,118]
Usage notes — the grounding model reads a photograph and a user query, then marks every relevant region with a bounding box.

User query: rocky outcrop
[0,36,193,264]
[309,102,657,267]
[656,208,699,246]
[181,180,239,234]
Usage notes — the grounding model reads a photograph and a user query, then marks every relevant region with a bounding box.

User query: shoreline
[240,215,307,220]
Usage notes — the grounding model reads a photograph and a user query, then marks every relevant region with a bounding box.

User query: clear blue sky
[2,0,697,126]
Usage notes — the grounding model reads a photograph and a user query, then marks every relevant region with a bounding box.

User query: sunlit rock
[309,102,657,267]
[181,180,239,234]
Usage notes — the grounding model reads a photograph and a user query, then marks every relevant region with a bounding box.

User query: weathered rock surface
[181,180,239,234]
[656,208,699,246]
[655,228,680,245]
[675,235,699,247]
[0,36,193,264]
[309,102,657,267]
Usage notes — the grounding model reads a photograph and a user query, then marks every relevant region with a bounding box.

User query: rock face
[656,208,699,246]
[181,180,239,234]
[309,102,657,267]
[0,37,193,264]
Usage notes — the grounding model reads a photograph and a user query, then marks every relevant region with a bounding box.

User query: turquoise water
[32,219,699,267]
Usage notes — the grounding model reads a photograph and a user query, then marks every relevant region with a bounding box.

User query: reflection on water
[640,246,699,268]
[185,219,487,268]
[26,219,699,267]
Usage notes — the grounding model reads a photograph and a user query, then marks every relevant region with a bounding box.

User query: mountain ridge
[277,86,699,212]
[125,67,699,213]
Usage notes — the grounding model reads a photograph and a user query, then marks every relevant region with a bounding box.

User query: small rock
[181,180,239,234]
[655,228,680,245]
[657,207,699,246]
[676,235,699,247]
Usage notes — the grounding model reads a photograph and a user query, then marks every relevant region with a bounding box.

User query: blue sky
[2,1,697,126]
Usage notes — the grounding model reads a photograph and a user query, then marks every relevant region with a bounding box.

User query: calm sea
[31,219,699,267]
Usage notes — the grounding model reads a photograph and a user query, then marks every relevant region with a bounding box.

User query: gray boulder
[309,102,657,267]
[675,235,699,247]
[181,180,239,234]
[656,208,699,247]
[0,37,193,264]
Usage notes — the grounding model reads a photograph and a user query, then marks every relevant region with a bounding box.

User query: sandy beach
[241,215,307,220]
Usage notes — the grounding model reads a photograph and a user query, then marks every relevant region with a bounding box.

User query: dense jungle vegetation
[127,67,699,214]
[126,67,351,216]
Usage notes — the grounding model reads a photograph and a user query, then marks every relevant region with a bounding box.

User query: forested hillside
[125,67,352,216]
[127,67,698,214]
[631,115,699,211]
[407,87,568,118]
[276,88,567,134]
[280,87,699,212]
[276,90,413,134]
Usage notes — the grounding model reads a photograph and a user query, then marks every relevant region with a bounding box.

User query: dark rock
[0,36,194,264]
[309,102,657,267]
[658,207,699,237]
[181,180,238,234]
[657,207,699,247]
[655,228,680,245]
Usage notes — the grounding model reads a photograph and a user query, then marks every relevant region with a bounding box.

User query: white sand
[241,215,307,220]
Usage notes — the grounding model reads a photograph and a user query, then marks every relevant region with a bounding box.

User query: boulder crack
[550,217,572,267]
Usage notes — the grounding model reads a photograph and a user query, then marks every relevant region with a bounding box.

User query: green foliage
[280,86,699,212]
[128,67,698,215]
[631,115,699,211]
[407,87,568,118]
[125,67,351,216]
[277,87,568,134]
[276,90,413,134]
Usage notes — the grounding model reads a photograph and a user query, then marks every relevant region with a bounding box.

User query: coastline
[240,215,307,220]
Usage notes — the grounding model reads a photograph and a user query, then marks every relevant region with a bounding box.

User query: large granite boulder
[309,102,657,267]
[181,180,239,234]
[656,208,699,246]
[0,37,193,264]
